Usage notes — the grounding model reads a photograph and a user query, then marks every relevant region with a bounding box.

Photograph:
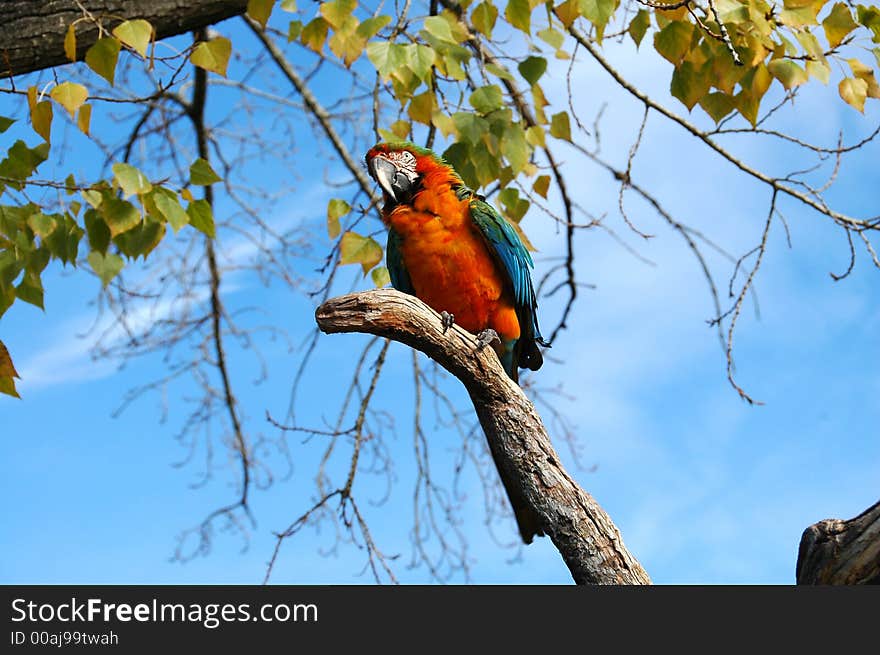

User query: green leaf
[371,265,391,288]
[538,27,565,49]
[699,92,736,123]
[339,231,383,274]
[366,41,407,78]
[190,158,222,185]
[112,162,152,197]
[150,188,190,232]
[452,112,487,144]
[0,116,13,133]
[502,124,530,174]
[84,208,111,254]
[550,111,571,141]
[281,0,298,11]
[99,196,141,236]
[472,2,499,38]
[671,61,710,110]
[580,0,616,41]
[247,0,275,29]
[628,9,651,48]
[767,59,808,90]
[112,19,153,57]
[113,216,165,259]
[498,188,529,222]
[85,37,121,85]
[357,15,391,40]
[406,44,435,82]
[424,15,457,43]
[88,250,124,287]
[0,140,49,182]
[857,5,880,43]
[50,82,89,118]
[518,56,547,87]
[27,212,57,238]
[506,0,531,35]
[654,20,694,65]
[187,199,216,237]
[327,198,350,239]
[15,271,44,309]
[320,0,357,29]
[287,20,303,42]
[190,37,232,77]
[469,85,504,114]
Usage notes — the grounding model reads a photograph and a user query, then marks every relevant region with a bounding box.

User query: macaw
[365,141,548,543]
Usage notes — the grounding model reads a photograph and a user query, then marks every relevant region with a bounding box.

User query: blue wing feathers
[386,228,415,295]
[468,196,546,372]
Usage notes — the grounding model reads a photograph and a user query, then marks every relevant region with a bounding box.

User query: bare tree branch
[315,289,652,585]
[797,499,880,585]
[0,0,249,79]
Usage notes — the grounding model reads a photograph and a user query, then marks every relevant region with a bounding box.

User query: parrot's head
[365,142,422,206]
[366,142,459,209]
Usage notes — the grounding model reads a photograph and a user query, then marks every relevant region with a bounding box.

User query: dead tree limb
[0,1,248,79]
[796,499,880,585]
[315,289,651,585]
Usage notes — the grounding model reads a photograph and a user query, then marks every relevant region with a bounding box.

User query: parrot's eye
[388,149,417,174]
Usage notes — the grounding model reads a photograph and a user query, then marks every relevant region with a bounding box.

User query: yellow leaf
[533,175,550,198]
[767,59,808,90]
[823,3,858,49]
[64,23,77,62]
[190,37,232,77]
[0,340,21,399]
[30,100,53,143]
[112,19,153,57]
[339,231,383,275]
[247,0,275,29]
[839,77,868,112]
[847,59,880,99]
[78,104,92,135]
[50,82,89,118]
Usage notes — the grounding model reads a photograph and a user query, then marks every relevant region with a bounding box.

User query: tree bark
[796,499,880,584]
[315,289,651,585]
[0,1,249,79]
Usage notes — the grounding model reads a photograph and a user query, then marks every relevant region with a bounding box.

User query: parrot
[364,141,548,543]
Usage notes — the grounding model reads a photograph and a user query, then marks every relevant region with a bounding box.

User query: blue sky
[1,10,878,584]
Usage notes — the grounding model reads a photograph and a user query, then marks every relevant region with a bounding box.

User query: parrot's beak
[368,155,413,203]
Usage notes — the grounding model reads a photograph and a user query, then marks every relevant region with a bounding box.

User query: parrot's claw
[440,311,455,334]
[475,328,501,352]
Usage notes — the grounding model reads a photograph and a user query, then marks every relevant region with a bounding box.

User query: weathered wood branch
[796,499,880,584]
[1,1,248,79]
[315,289,651,585]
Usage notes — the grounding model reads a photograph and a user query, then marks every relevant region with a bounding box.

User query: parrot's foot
[440,311,455,334]
[475,328,501,352]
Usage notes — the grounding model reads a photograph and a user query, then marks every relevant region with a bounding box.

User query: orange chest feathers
[384,181,520,341]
